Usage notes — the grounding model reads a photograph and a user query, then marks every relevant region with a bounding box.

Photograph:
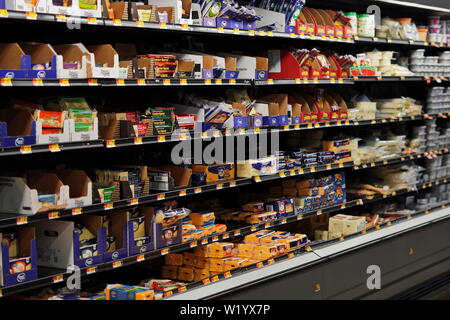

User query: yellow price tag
[204,79,212,85]
[116,79,125,86]
[0,78,12,86]
[106,140,116,148]
[178,286,187,293]
[59,78,69,86]
[87,17,97,24]
[157,194,165,200]
[32,78,43,86]
[201,238,208,245]
[56,14,67,22]
[137,254,145,262]
[256,262,264,268]
[53,275,64,283]
[248,30,255,36]
[134,137,143,145]
[267,79,274,84]
[48,144,60,152]
[259,30,266,36]
[157,136,166,142]
[159,22,167,29]
[88,79,98,86]
[72,208,82,215]
[161,248,170,255]
[279,172,286,178]
[136,20,144,27]
[48,211,60,219]
[113,19,122,26]
[163,79,171,85]
[216,184,223,190]
[112,260,123,268]
[16,216,28,225]
[87,267,96,274]
[181,24,189,30]
[211,275,219,282]
[233,28,239,34]
[179,190,187,197]
[0,9,9,17]
[130,198,139,205]
[26,11,37,20]
[103,202,113,210]
[190,241,198,248]
[179,79,187,85]
[229,79,236,84]
[224,271,232,278]
[215,79,222,84]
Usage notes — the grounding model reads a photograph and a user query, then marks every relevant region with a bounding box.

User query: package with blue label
[105,284,154,300]
[192,163,235,184]
[100,211,130,261]
[144,206,190,249]
[190,211,216,227]
[237,156,278,178]
[258,94,291,126]
[0,226,38,287]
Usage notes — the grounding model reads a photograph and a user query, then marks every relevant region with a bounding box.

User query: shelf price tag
[259,30,266,36]
[216,183,223,190]
[157,194,165,201]
[103,202,113,210]
[178,286,187,293]
[267,79,274,85]
[181,24,189,30]
[134,137,143,145]
[256,262,264,268]
[113,19,121,26]
[316,209,322,216]
[53,275,64,283]
[72,208,82,216]
[201,238,208,245]
[137,254,145,262]
[194,187,202,194]
[212,236,219,242]
[159,22,167,29]
[224,271,232,278]
[233,28,239,34]
[222,232,229,239]
[179,190,187,197]
[288,253,295,259]
[202,279,211,285]
[279,172,286,178]
[25,11,37,20]
[281,218,287,224]
[297,215,303,220]
[250,225,258,232]
[87,17,97,24]
[55,14,67,22]
[161,248,170,255]
[163,291,173,297]
[116,79,125,86]
[130,198,139,205]
[136,20,144,27]
[137,79,146,86]
[105,140,116,148]
[16,216,28,225]
[211,275,219,282]
[48,211,60,220]
[88,79,98,86]
[0,9,8,17]
[112,260,123,268]
[248,30,255,36]
[48,144,61,152]
[86,267,96,274]
[215,79,222,84]
[190,241,198,248]
[264,222,271,228]
[254,176,262,183]
[0,78,12,86]
[20,145,32,154]
[234,230,241,237]
[163,79,171,85]
[157,135,166,142]
[32,78,43,86]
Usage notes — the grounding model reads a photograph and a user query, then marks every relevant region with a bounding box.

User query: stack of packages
[47,98,97,134]
[362,51,413,77]
[216,202,279,225]
[95,166,148,202]
[98,111,153,138]
[181,212,227,243]
[348,93,377,120]
[375,97,423,119]
[315,213,366,241]
[293,173,346,214]
[162,230,308,282]
[363,129,407,160]
[145,107,177,135]
[136,54,178,78]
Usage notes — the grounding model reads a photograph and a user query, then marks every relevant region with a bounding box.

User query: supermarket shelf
[166,195,450,300]
[2,10,450,49]
[0,115,429,157]
[0,139,103,156]
[375,0,450,13]
[0,148,447,229]
[1,175,448,298]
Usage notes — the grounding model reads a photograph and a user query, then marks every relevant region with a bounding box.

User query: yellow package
[183,252,198,267]
[252,244,278,260]
[161,265,178,279]
[242,259,261,266]
[237,243,257,259]
[178,266,195,282]
[194,245,208,257]
[191,164,235,183]
[207,243,235,258]
[213,224,227,234]
[182,234,195,243]
[199,225,216,237]
[246,211,277,224]
[190,212,216,227]
[224,257,248,271]
[165,253,183,266]
[194,268,210,282]
[242,202,265,212]
[208,258,225,272]
[267,242,288,255]
[195,256,209,269]
[244,230,275,244]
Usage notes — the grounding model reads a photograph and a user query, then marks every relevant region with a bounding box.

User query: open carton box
[100,211,129,262]
[5,0,46,12]
[86,44,127,79]
[46,0,75,15]
[220,56,239,79]
[219,53,268,80]
[0,108,36,147]
[0,172,69,215]
[289,93,317,123]
[267,50,303,79]
[35,119,71,144]
[36,215,104,269]
[69,117,98,142]
[146,0,184,24]
[20,42,58,79]
[249,6,285,32]
[259,94,290,126]
[55,169,93,208]
[0,43,31,79]
[0,226,38,287]
[141,205,182,249]
[254,101,279,127]
[175,53,215,79]
[127,208,154,255]
[53,43,90,79]
[148,166,191,192]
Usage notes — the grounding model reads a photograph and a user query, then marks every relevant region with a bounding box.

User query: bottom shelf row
[3,173,448,300]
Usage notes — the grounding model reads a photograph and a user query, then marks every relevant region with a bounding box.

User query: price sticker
[16,216,28,225]
[281,218,287,224]
[87,17,97,24]
[157,135,166,142]
[0,78,12,86]
[181,24,189,30]
[229,181,236,187]
[201,238,208,245]
[216,184,223,190]
[134,137,143,145]
[178,286,187,293]
[53,275,64,283]
[254,176,262,183]
[229,79,236,84]
[72,208,82,215]
[48,211,60,220]
[224,271,232,278]
[279,172,286,178]
[179,190,187,197]
[233,28,239,34]
[157,194,165,201]
[48,144,61,152]
[259,30,266,36]
[316,209,322,216]
[136,20,144,27]
[116,79,125,86]
[264,222,271,228]
[288,253,294,259]
[161,248,170,255]
[339,236,345,241]
[190,241,198,248]
[211,275,219,282]
[267,79,274,85]
[106,140,116,148]
[112,260,123,268]
[163,291,173,297]
[202,279,211,285]
[159,22,167,29]
[103,202,113,210]
[0,9,8,17]
[212,236,219,242]
[59,78,69,86]
[222,233,229,239]
[32,78,43,86]
[234,230,241,237]
[204,79,212,85]
[194,187,202,194]
[256,262,264,268]
[163,79,171,85]
[113,19,122,26]
[130,198,139,205]
[86,267,96,275]
[88,79,98,86]
[26,11,37,20]
[248,30,255,36]
[297,215,303,220]
[56,14,67,22]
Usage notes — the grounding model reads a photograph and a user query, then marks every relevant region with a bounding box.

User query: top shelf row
[1,1,450,50]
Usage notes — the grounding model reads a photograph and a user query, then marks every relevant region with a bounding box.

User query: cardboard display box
[69,117,98,142]
[0,43,31,79]
[55,169,93,208]
[128,207,154,255]
[148,166,191,192]
[86,44,127,79]
[53,43,90,79]
[0,226,38,287]
[5,0,46,12]
[144,206,182,249]
[0,108,37,147]
[101,211,129,262]
[36,215,104,269]
[0,172,69,215]
[35,119,71,144]
[20,42,58,79]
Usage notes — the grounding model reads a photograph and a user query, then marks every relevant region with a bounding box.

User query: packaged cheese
[194,268,210,281]
[183,252,198,267]
[190,212,215,227]
[237,243,257,258]
[207,243,235,258]
[224,257,248,271]
[165,253,183,266]
[208,258,225,272]
[161,265,178,279]
[178,266,195,282]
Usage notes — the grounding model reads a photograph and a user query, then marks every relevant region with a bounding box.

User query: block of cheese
[242,202,265,212]
[161,265,178,279]
[193,245,208,257]
[244,230,276,244]
[237,243,257,258]
[342,216,366,236]
[190,211,215,227]
[242,259,262,266]
[315,230,329,241]
[236,157,278,178]
[165,253,183,266]
[224,257,248,271]
[328,214,351,234]
[328,231,342,240]
[213,224,227,234]
[252,244,278,260]
[195,256,209,269]
[208,258,225,272]
[183,252,198,267]
[199,225,216,237]
[207,243,235,258]
[246,211,277,224]
[194,268,210,282]
[178,266,195,282]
